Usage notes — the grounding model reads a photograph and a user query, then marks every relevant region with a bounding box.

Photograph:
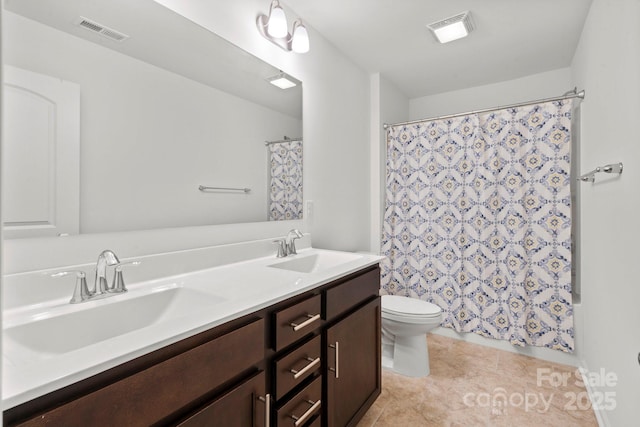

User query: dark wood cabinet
[6,318,265,427]
[4,265,381,427]
[325,298,381,427]
[177,371,267,427]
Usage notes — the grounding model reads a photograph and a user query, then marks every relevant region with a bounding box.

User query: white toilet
[381,295,443,377]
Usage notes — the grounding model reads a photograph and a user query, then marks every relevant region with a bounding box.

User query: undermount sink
[4,287,226,355]
[268,251,363,274]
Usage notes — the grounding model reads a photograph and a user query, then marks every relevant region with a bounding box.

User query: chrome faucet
[286,229,304,255]
[52,250,140,304]
[273,229,304,258]
[94,250,120,295]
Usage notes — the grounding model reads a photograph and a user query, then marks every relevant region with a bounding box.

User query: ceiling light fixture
[267,72,298,89]
[427,11,474,44]
[266,0,287,38]
[257,0,310,53]
[291,21,310,54]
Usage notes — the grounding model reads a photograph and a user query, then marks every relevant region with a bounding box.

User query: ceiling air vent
[75,16,129,42]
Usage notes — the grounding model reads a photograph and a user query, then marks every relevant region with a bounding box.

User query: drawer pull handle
[289,399,321,427]
[257,393,271,427]
[328,341,339,379]
[290,356,321,379]
[290,313,320,332]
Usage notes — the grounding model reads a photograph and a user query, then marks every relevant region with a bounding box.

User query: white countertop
[2,247,384,409]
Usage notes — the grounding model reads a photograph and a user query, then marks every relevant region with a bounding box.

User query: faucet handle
[52,270,90,304]
[272,239,287,258]
[110,261,141,294]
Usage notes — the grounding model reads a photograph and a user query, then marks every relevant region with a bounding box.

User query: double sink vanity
[2,238,384,426]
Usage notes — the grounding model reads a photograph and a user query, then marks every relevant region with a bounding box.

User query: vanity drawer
[325,267,380,321]
[277,376,322,427]
[177,370,267,427]
[12,318,265,427]
[274,294,322,351]
[274,335,321,400]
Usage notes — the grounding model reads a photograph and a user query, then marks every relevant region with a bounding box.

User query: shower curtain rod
[383,88,585,130]
[264,137,303,146]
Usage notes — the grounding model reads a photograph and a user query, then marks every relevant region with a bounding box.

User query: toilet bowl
[381,295,442,377]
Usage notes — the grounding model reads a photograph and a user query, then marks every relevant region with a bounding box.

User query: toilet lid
[381,295,442,317]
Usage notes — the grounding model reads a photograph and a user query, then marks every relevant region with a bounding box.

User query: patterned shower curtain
[268,140,303,221]
[381,100,575,352]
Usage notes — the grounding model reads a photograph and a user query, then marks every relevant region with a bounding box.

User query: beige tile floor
[358,334,599,427]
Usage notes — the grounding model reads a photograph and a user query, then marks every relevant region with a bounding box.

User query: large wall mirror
[2,0,303,239]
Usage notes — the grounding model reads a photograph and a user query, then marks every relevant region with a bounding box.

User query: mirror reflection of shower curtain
[267,140,303,220]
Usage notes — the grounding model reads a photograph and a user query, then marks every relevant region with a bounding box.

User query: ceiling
[283,0,593,98]
[6,0,593,105]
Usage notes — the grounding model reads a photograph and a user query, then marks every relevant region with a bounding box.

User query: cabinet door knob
[289,399,321,427]
[290,356,321,379]
[328,341,340,379]
[290,313,320,331]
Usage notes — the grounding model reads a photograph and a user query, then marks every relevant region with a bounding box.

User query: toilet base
[381,343,394,370]
[395,334,431,377]
[383,334,430,377]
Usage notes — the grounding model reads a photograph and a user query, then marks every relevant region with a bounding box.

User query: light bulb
[267,2,288,38]
[291,21,309,53]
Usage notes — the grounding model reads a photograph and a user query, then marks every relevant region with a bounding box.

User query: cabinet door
[178,371,269,427]
[325,298,381,427]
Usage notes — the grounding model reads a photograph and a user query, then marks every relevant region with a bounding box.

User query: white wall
[4,12,301,233]
[570,0,640,424]
[409,68,573,120]
[369,73,409,253]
